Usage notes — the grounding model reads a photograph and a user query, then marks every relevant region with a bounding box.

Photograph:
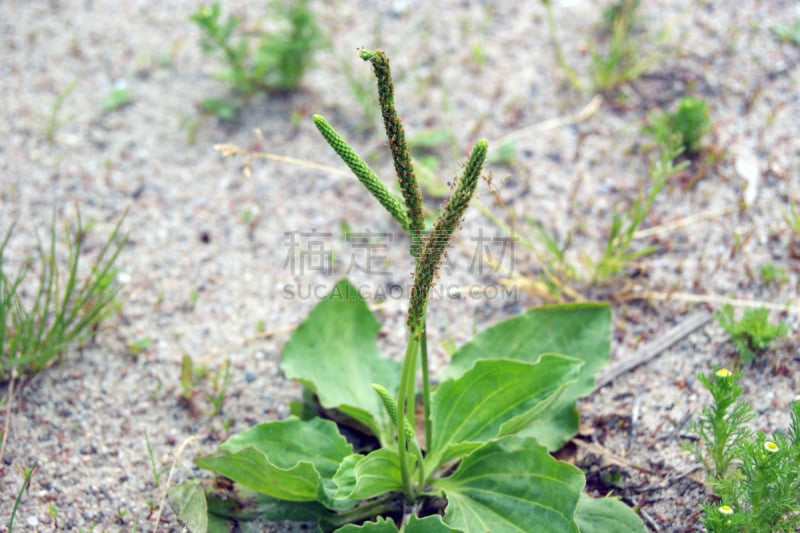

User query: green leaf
[165,484,234,533]
[197,417,351,502]
[206,514,232,533]
[168,482,208,533]
[406,515,463,532]
[218,417,351,477]
[101,87,133,113]
[198,446,321,502]
[434,437,584,533]
[205,484,332,523]
[428,356,582,466]
[334,516,397,532]
[333,448,402,500]
[445,303,611,450]
[331,516,463,533]
[574,494,646,533]
[773,21,800,45]
[331,454,362,500]
[281,279,401,443]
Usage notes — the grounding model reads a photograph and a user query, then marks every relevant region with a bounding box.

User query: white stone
[735,145,760,206]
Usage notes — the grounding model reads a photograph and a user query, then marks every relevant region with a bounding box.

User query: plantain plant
[169,49,645,533]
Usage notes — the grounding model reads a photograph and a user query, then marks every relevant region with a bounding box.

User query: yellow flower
[719,505,734,515]
[715,368,732,378]
[765,441,779,453]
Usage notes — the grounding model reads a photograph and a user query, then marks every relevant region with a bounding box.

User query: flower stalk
[313,114,409,231]
[360,49,425,258]
[313,48,488,501]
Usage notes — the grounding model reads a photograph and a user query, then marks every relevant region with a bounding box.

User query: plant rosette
[169,49,645,533]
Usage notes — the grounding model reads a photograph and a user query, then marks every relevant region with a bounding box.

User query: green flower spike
[408,139,488,331]
[313,114,409,231]
[360,49,425,257]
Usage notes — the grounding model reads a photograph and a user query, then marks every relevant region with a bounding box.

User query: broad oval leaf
[573,494,646,533]
[434,436,584,533]
[331,454,363,501]
[428,355,581,466]
[197,417,352,502]
[445,303,610,450]
[333,448,402,500]
[281,279,401,442]
[198,446,321,502]
[218,417,352,478]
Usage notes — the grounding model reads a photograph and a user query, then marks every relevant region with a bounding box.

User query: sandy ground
[1,0,799,531]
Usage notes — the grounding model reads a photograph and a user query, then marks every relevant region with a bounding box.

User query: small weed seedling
[758,262,787,285]
[591,135,687,283]
[48,503,59,528]
[207,359,231,417]
[178,355,231,417]
[785,200,800,234]
[102,86,134,114]
[541,0,587,91]
[127,336,152,357]
[772,20,800,45]
[1,211,125,381]
[189,1,326,120]
[8,462,38,531]
[44,79,78,142]
[169,50,645,532]
[601,0,640,33]
[689,369,800,532]
[783,200,800,256]
[145,430,162,487]
[474,130,685,302]
[713,304,789,364]
[542,0,655,94]
[646,96,712,155]
[589,0,653,94]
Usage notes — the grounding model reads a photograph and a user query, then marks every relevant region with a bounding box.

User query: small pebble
[27,516,39,527]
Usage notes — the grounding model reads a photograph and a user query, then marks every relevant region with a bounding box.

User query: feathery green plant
[713,304,789,364]
[689,370,800,532]
[1,210,125,381]
[647,96,712,154]
[686,368,754,480]
[170,49,644,533]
